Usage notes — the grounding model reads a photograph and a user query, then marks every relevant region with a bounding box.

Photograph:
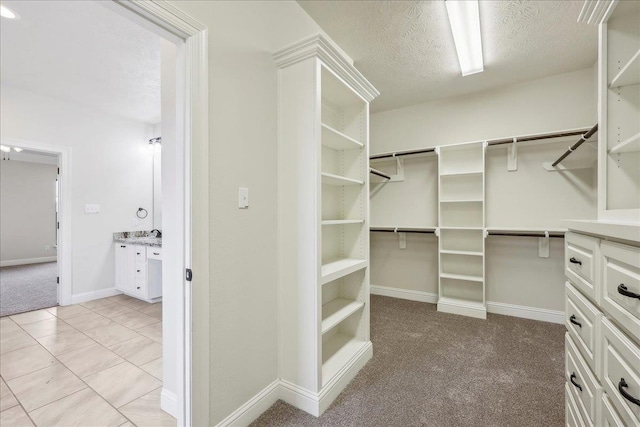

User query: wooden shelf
[440,199,483,203]
[440,171,483,177]
[609,48,640,88]
[440,272,483,283]
[321,298,364,334]
[440,249,484,257]
[322,334,366,386]
[321,258,367,285]
[322,220,365,226]
[321,123,363,150]
[321,172,363,186]
[609,132,640,154]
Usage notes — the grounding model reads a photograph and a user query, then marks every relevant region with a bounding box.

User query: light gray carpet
[252,295,565,427]
[0,262,58,316]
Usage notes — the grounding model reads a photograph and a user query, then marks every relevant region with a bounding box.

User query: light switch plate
[238,187,249,209]
[85,204,100,214]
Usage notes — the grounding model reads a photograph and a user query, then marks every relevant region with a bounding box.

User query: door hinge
[57,167,60,174]
[186,269,193,282]
[56,276,59,284]
[57,222,60,229]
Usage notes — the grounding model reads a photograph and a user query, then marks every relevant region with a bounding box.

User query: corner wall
[369,67,598,315]
[0,161,58,265]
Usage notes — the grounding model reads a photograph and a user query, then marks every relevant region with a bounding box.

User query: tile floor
[0,294,175,427]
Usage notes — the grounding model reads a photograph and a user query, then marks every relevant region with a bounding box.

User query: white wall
[162,1,324,424]
[0,85,154,297]
[369,68,598,313]
[0,160,58,265]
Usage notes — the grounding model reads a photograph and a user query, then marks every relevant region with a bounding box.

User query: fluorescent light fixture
[0,145,10,153]
[0,5,19,20]
[13,147,23,152]
[445,0,484,76]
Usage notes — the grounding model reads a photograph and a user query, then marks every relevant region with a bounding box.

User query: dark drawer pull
[569,257,582,266]
[570,373,582,392]
[120,245,126,248]
[619,378,640,407]
[569,315,582,328]
[153,252,160,256]
[137,252,141,255]
[136,270,141,273]
[137,286,141,290]
[618,284,640,300]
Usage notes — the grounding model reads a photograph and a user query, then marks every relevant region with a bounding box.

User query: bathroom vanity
[113,231,162,303]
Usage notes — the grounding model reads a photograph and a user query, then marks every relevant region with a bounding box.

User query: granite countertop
[113,231,162,248]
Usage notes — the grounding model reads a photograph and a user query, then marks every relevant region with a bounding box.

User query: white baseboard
[279,380,321,417]
[0,256,57,267]
[161,388,178,418]
[372,284,564,324]
[216,380,280,427]
[486,301,564,324]
[371,285,437,303]
[70,288,121,305]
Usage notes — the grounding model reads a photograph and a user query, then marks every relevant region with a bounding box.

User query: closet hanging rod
[370,148,436,160]
[369,168,391,179]
[551,123,598,167]
[487,231,565,238]
[486,129,590,146]
[370,227,436,234]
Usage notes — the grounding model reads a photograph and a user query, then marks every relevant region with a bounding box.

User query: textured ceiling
[0,1,161,124]
[298,0,598,113]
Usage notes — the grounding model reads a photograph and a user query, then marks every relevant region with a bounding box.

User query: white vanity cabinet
[115,243,162,302]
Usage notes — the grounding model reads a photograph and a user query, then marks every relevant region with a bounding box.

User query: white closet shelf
[321,258,367,285]
[440,249,484,257]
[321,298,364,334]
[609,132,640,154]
[439,227,484,231]
[440,273,484,283]
[322,334,366,386]
[440,199,483,203]
[439,171,483,177]
[486,227,568,233]
[322,220,365,226]
[321,172,364,186]
[609,48,640,88]
[321,123,363,150]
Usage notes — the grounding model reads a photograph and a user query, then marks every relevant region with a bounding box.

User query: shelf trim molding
[273,33,379,102]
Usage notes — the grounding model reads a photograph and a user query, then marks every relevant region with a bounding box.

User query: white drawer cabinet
[564,223,640,427]
[566,232,600,302]
[566,282,603,378]
[114,243,162,303]
[601,242,640,343]
[602,318,640,426]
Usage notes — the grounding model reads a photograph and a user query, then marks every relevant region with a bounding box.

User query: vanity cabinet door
[115,244,134,292]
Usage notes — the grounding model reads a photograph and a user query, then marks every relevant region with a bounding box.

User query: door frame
[0,138,72,306]
[108,1,211,426]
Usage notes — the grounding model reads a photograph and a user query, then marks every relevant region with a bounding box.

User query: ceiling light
[0,5,19,20]
[445,0,484,76]
[0,145,10,153]
[13,147,23,152]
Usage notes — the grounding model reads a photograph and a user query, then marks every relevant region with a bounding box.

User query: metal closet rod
[551,123,598,167]
[369,127,595,160]
[369,168,391,180]
[487,231,565,238]
[370,147,436,160]
[370,227,435,234]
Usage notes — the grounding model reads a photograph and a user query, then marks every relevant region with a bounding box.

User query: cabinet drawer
[566,382,588,427]
[566,232,599,301]
[565,333,602,425]
[148,248,162,260]
[601,241,640,343]
[134,262,146,279]
[601,317,640,426]
[565,282,603,378]
[600,393,625,427]
[134,246,147,262]
[133,278,147,295]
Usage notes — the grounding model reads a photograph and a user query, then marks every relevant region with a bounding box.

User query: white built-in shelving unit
[601,1,640,216]
[436,142,487,319]
[274,34,379,416]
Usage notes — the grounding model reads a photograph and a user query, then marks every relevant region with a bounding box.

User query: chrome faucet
[150,229,162,238]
